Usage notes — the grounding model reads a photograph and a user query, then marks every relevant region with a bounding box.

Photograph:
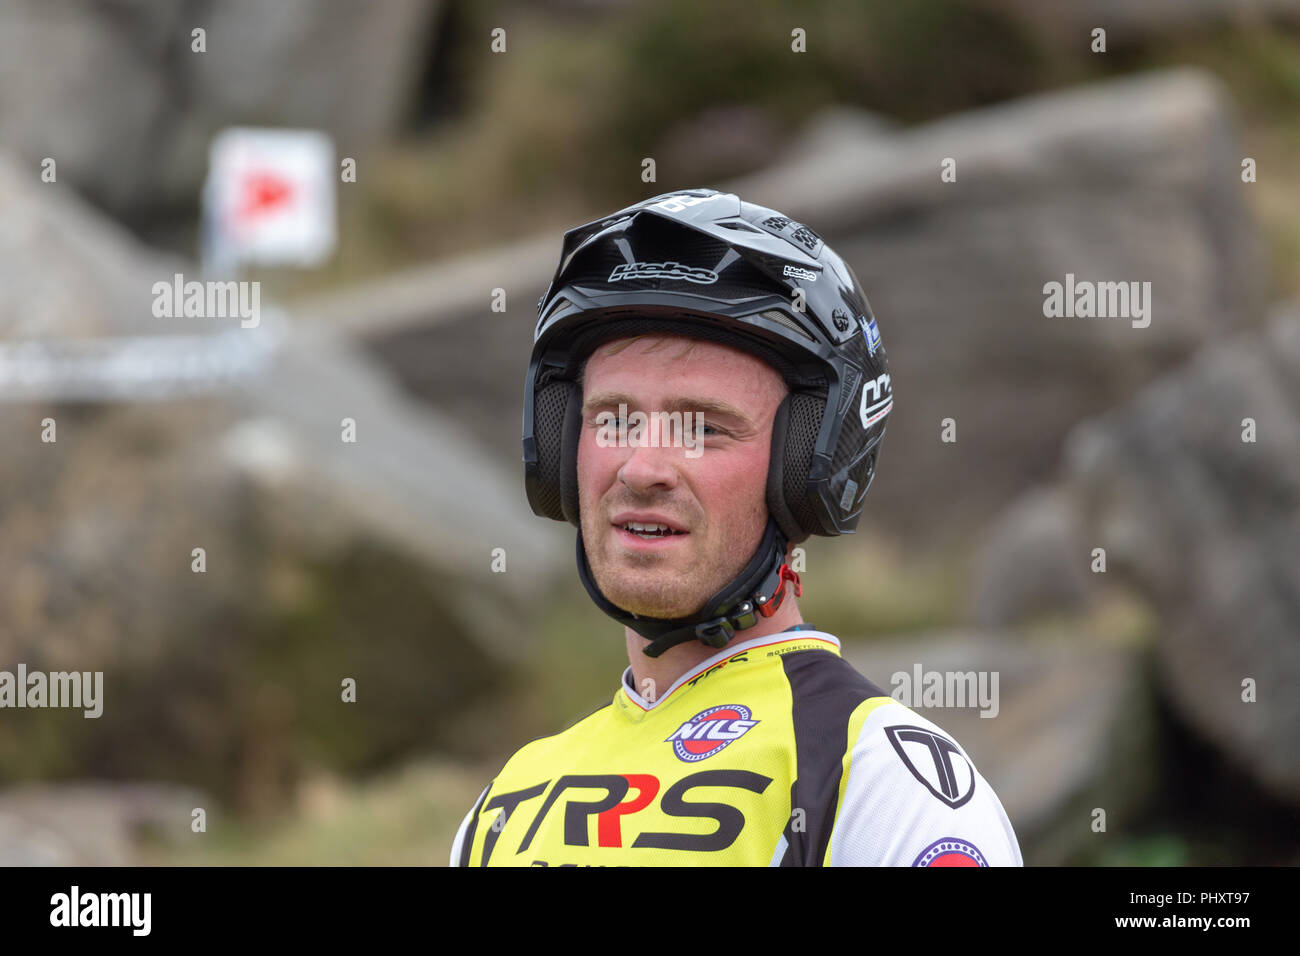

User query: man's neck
[624,599,806,704]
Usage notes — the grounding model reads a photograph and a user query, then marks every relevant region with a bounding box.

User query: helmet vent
[540,295,572,324]
[760,309,815,341]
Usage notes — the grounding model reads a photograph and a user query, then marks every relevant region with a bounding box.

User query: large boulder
[734,68,1267,546]
[968,485,1095,627]
[1063,302,1300,805]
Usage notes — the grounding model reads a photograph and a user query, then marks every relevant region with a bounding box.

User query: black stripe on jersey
[458,782,492,867]
[778,651,889,866]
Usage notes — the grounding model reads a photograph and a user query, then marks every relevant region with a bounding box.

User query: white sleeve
[827,701,1023,866]
[448,785,490,867]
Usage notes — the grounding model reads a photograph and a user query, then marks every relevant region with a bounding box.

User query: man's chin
[613,598,703,620]
[595,574,706,620]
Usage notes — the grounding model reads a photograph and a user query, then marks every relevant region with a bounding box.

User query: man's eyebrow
[581,390,754,424]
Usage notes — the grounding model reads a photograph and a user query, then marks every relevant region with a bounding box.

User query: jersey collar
[618,629,841,712]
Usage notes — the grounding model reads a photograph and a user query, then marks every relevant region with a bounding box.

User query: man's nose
[616,438,680,495]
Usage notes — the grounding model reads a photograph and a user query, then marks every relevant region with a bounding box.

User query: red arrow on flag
[237,171,294,221]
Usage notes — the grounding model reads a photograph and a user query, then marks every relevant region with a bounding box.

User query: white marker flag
[203,127,336,273]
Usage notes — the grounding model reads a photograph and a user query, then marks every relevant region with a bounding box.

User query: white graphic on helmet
[859,373,892,429]
[609,261,719,284]
[652,192,729,214]
[782,265,817,282]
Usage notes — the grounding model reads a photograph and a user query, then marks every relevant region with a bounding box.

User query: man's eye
[675,419,719,438]
[590,416,725,438]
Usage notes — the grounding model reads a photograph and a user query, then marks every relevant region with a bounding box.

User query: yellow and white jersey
[450,629,1022,867]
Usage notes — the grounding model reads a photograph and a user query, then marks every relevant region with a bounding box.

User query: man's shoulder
[449,699,616,866]
[775,635,997,758]
[492,699,615,778]
[844,694,986,794]
[829,696,1023,866]
[777,637,895,720]
[774,642,990,778]
[772,636,1022,866]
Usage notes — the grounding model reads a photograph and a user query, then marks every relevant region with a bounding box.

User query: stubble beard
[582,503,768,620]
[583,516,708,619]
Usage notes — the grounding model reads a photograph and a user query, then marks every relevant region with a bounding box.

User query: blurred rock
[843,628,1156,865]
[292,231,562,465]
[0,812,72,866]
[970,486,1094,627]
[0,141,190,343]
[0,147,565,808]
[774,105,900,168]
[655,105,785,184]
[735,68,1267,546]
[0,0,441,221]
[1063,302,1300,805]
[0,782,206,865]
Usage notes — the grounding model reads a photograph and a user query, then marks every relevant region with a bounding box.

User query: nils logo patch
[666,704,759,762]
[912,837,988,867]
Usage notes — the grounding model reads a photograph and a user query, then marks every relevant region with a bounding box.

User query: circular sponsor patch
[912,837,988,867]
[666,704,759,762]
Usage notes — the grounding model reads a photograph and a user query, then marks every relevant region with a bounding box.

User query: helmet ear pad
[767,391,825,545]
[559,382,583,526]
[531,379,579,524]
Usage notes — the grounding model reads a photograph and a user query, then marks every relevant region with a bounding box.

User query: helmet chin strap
[575,517,803,658]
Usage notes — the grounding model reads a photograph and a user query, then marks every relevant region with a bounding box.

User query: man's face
[578,335,789,619]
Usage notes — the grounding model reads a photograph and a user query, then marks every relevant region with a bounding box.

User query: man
[450,188,1022,866]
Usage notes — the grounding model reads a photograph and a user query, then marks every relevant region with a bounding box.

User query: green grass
[1092,834,1192,867]
[139,758,492,866]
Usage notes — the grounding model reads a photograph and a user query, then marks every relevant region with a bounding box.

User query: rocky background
[0,0,1298,865]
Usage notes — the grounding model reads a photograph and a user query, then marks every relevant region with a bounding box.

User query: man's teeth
[621,522,681,537]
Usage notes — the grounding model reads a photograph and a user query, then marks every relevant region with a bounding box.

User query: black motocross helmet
[523,188,892,657]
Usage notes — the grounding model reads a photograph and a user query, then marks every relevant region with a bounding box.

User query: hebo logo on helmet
[860,373,892,429]
[652,192,729,214]
[608,261,718,284]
